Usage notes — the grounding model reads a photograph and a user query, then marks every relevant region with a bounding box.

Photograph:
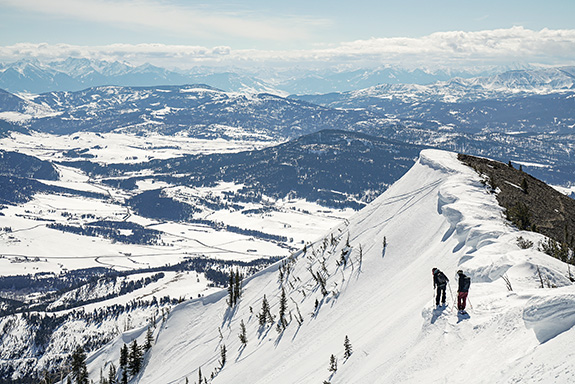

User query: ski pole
[467,296,473,310]
[447,282,455,302]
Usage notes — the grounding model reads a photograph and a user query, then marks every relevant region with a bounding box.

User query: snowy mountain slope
[12,85,374,139]
[99,149,575,384]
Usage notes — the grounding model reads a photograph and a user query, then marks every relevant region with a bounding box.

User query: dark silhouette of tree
[329,354,338,372]
[108,363,117,384]
[144,326,154,351]
[219,344,227,369]
[344,336,353,359]
[129,339,143,376]
[277,287,288,331]
[234,268,243,304]
[258,295,274,326]
[239,319,248,345]
[70,345,88,384]
[119,343,129,384]
[228,268,243,306]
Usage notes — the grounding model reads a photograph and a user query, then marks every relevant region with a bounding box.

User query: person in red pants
[457,270,471,314]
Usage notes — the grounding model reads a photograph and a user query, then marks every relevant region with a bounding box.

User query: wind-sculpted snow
[523,292,575,343]
[84,149,575,384]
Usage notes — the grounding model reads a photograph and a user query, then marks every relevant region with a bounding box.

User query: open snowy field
[0,188,351,276]
[0,131,277,164]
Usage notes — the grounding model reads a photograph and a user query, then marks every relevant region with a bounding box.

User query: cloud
[0,0,323,42]
[1,27,574,69]
[310,27,575,65]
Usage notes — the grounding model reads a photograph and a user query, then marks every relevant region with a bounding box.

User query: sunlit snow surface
[0,131,277,163]
[120,149,575,384]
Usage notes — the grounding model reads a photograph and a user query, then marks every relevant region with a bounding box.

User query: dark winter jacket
[433,270,449,288]
[458,274,471,292]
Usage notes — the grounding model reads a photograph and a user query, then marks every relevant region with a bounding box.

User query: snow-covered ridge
[91,149,575,383]
[347,66,575,103]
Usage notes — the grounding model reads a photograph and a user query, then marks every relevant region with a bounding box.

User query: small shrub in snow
[502,273,513,292]
[516,236,533,249]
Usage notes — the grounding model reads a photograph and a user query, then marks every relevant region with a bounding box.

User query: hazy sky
[1,0,574,69]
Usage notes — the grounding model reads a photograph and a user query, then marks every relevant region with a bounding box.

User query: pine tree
[344,336,353,359]
[119,343,129,384]
[228,270,235,306]
[329,354,338,372]
[144,326,154,351]
[238,319,248,345]
[70,345,89,384]
[219,344,227,369]
[258,295,273,326]
[119,344,128,370]
[108,363,117,384]
[198,367,203,384]
[234,268,243,304]
[128,339,143,376]
[277,287,288,331]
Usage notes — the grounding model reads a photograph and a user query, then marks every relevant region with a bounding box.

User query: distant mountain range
[1,71,573,187]
[0,57,543,95]
[293,68,575,135]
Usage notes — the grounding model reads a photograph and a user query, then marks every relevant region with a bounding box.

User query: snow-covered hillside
[87,149,575,383]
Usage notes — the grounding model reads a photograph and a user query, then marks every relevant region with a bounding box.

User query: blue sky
[1,0,574,69]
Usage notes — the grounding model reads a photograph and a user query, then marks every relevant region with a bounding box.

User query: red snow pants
[457,291,468,310]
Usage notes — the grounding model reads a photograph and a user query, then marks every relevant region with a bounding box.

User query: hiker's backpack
[460,275,471,291]
[436,271,448,285]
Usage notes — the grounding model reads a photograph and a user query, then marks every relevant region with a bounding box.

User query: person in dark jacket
[432,268,449,307]
[457,270,471,313]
